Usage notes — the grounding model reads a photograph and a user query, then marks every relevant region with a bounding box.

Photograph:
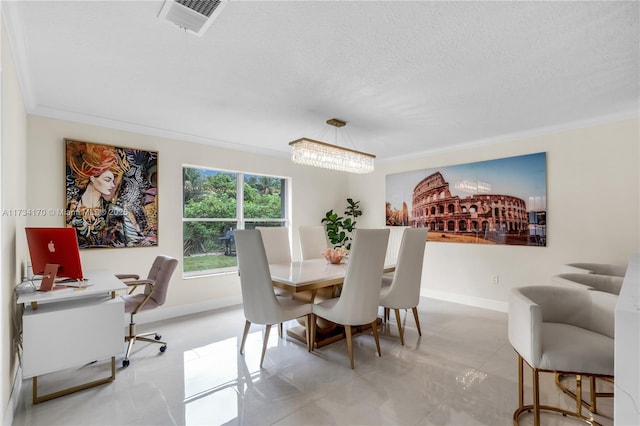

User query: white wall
[23,116,640,317]
[1,18,28,425]
[350,118,640,311]
[25,116,351,318]
[9,92,640,421]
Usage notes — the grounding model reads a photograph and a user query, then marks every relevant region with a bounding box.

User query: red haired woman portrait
[65,140,156,248]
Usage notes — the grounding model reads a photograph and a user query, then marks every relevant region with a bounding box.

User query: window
[182,166,289,277]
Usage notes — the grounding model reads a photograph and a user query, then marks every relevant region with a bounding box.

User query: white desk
[17,269,126,307]
[17,270,127,403]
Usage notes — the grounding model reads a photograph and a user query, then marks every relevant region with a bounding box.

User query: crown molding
[1,1,37,111]
[31,104,291,159]
[381,109,640,164]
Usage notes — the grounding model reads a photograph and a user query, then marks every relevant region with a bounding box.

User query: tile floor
[11,298,613,426]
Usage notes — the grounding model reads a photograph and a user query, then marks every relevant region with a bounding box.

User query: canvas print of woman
[65,139,158,248]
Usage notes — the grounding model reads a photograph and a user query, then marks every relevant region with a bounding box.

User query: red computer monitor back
[25,227,84,279]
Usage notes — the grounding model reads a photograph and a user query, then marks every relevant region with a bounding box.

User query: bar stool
[561,262,626,277]
[552,272,622,413]
[508,285,616,426]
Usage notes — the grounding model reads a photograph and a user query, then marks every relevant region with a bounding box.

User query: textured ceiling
[4,1,639,161]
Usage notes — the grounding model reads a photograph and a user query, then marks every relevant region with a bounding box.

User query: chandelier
[289,118,375,174]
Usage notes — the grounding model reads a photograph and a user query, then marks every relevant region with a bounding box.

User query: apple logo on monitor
[48,240,56,253]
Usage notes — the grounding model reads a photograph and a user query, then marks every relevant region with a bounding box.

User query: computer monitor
[25,227,84,280]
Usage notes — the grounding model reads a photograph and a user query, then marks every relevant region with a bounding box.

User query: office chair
[118,255,178,368]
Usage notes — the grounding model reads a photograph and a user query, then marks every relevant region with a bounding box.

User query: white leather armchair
[508,285,616,425]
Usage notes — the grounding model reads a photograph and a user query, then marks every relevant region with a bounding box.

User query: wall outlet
[491,275,499,285]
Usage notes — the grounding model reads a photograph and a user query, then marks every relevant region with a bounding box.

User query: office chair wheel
[160,345,167,353]
[155,334,162,340]
[122,359,130,368]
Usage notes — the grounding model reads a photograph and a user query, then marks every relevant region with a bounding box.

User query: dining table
[269,258,396,347]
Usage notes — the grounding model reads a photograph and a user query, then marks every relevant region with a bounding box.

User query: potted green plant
[321,198,362,250]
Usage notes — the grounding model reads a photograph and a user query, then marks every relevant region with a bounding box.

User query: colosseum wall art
[385,152,547,246]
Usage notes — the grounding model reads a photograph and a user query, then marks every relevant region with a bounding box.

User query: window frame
[182,165,290,278]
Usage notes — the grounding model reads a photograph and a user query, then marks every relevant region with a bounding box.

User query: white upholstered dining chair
[310,228,390,369]
[234,229,312,368]
[508,285,616,425]
[298,225,329,260]
[379,228,427,345]
[255,226,292,265]
[256,226,293,330]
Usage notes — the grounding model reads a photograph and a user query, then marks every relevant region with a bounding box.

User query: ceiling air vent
[158,0,228,37]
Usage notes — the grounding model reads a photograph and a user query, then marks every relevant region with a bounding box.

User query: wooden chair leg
[345,325,354,369]
[240,320,251,354]
[309,314,317,351]
[394,308,405,345]
[305,314,312,352]
[371,320,381,357]
[260,324,271,368]
[412,307,422,336]
[590,376,597,413]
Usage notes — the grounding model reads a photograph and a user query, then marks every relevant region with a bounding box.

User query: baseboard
[421,289,508,313]
[126,291,506,328]
[123,295,243,326]
[5,365,21,426]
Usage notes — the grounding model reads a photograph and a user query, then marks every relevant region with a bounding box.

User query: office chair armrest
[123,279,155,295]
[116,273,140,280]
